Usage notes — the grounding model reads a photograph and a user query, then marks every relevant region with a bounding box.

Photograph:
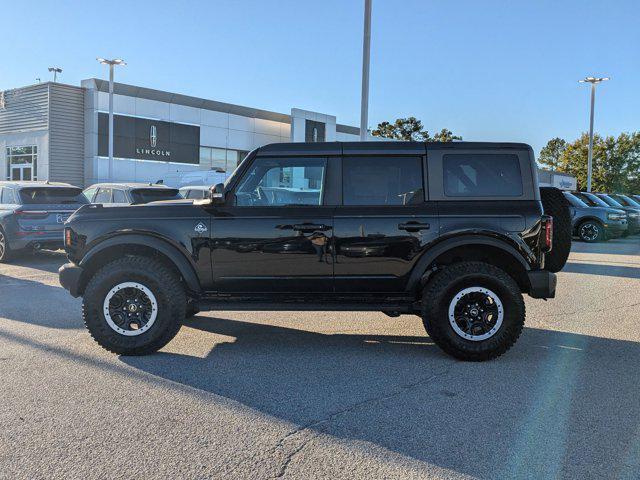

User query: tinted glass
[113,189,128,203]
[187,189,206,199]
[563,192,587,207]
[443,154,522,197]
[615,195,640,207]
[574,192,608,207]
[342,156,424,206]
[19,187,87,205]
[94,188,112,203]
[235,157,326,206]
[598,194,623,208]
[83,187,98,202]
[130,189,181,204]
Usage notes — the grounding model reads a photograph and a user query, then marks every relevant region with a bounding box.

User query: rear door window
[443,154,522,197]
[342,156,424,205]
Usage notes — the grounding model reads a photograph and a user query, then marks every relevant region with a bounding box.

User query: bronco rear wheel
[83,255,185,355]
[422,261,525,361]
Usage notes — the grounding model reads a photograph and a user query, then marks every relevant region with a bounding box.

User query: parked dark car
[83,183,182,205]
[0,181,87,261]
[595,193,640,234]
[563,191,627,242]
[59,141,567,361]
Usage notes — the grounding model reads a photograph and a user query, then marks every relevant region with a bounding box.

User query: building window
[199,146,249,173]
[6,145,37,181]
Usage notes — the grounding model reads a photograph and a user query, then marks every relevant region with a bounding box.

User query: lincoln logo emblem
[150,125,157,148]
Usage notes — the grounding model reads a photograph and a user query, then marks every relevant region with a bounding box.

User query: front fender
[79,233,202,294]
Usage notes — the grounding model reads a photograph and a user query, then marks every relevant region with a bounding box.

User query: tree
[538,137,567,170]
[549,132,640,193]
[372,117,461,142]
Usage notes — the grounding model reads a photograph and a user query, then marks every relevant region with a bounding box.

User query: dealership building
[0,79,576,189]
[0,79,366,187]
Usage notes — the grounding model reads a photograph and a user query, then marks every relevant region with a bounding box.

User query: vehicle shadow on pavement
[122,316,640,479]
[563,262,640,279]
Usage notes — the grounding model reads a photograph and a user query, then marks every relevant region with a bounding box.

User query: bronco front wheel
[83,255,185,355]
[422,261,525,361]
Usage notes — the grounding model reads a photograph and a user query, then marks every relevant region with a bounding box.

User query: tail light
[14,209,49,219]
[542,216,553,252]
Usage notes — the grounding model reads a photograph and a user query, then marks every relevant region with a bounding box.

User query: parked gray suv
[563,192,627,242]
[0,182,87,261]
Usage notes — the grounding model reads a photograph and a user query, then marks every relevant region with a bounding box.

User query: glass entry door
[10,164,32,181]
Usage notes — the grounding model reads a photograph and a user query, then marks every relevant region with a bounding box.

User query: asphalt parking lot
[1,237,639,480]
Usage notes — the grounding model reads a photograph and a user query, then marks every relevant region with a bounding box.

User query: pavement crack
[270,364,454,478]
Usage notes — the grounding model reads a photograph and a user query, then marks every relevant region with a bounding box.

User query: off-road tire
[540,187,572,272]
[83,255,185,355]
[578,220,604,243]
[422,262,525,361]
[0,227,12,263]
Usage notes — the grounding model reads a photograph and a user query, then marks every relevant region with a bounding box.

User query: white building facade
[0,79,365,187]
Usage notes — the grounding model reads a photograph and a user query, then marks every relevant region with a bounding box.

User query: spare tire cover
[540,187,572,273]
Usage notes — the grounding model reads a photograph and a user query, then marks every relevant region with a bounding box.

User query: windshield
[616,194,640,208]
[563,192,587,207]
[598,194,623,208]
[130,189,181,204]
[574,192,608,207]
[19,187,88,205]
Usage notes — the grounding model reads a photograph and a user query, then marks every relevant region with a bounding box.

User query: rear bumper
[527,270,557,299]
[8,232,64,251]
[59,262,83,297]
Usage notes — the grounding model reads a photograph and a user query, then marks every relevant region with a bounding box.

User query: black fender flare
[406,234,531,293]
[79,234,202,294]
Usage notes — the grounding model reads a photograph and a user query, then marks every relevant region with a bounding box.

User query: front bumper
[527,270,557,299]
[59,262,83,298]
[604,221,628,238]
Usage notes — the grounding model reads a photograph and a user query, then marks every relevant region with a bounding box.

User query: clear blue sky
[2,0,638,153]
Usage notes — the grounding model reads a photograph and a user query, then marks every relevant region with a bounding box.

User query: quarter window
[342,156,424,206]
[443,154,522,197]
[235,157,326,206]
[113,189,127,203]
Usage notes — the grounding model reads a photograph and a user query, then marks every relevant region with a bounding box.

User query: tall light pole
[579,76,609,192]
[360,0,372,141]
[48,67,62,82]
[97,58,126,181]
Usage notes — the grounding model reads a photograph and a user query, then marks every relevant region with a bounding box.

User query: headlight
[607,213,625,220]
[628,212,640,218]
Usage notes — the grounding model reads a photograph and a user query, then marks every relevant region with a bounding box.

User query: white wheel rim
[448,286,504,341]
[103,282,158,336]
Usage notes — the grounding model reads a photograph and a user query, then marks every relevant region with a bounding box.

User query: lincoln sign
[98,114,200,164]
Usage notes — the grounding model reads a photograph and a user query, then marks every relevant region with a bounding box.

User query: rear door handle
[398,222,430,232]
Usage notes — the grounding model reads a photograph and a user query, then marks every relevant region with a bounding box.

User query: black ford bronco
[59,142,570,361]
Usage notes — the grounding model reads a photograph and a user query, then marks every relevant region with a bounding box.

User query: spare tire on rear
[540,187,572,272]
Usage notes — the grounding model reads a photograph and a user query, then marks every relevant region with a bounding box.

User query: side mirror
[210,183,226,205]
[194,183,226,206]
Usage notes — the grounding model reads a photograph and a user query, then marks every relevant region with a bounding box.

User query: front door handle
[398,222,430,232]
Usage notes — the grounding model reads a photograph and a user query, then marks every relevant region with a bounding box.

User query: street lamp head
[48,67,62,73]
[579,76,610,84]
[97,57,126,66]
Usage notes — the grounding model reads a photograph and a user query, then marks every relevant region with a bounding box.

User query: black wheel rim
[448,287,504,341]
[103,282,158,336]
